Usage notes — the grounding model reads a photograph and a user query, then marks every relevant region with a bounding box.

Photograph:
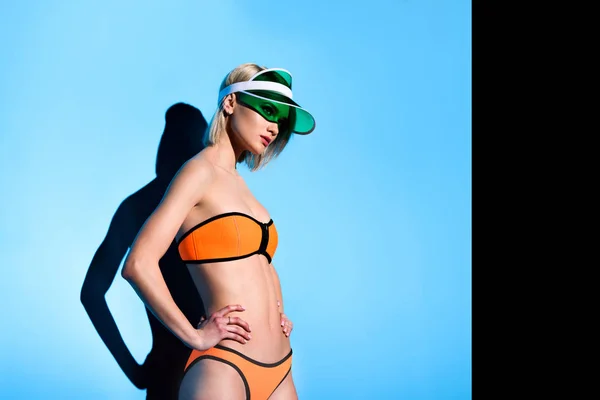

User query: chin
[247,144,265,155]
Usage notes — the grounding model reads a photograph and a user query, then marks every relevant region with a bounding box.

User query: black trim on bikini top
[176,211,275,264]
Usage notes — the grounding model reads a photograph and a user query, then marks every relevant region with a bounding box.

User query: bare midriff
[186,254,290,363]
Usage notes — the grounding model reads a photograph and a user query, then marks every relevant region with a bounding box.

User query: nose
[268,121,279,137]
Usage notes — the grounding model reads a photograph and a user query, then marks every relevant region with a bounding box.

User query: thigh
[178,358,247,400]
[269,370,298,400]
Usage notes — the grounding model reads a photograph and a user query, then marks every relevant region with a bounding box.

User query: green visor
[218,68,315,135]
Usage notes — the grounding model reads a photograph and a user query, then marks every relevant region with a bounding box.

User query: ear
[222,93,237,116]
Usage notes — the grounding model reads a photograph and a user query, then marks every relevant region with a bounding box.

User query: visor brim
[242,90,315,135]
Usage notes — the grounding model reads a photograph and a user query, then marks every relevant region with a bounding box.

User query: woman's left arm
[270,263,293,337]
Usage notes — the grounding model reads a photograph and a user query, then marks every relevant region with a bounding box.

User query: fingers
[213,304,245,318]
[228,316,251,333]
[283,321,293,336]
[223,331,249,345]
[212,315,251,332]
[224,324,252,342]
[209,305,251,331]
[280,314,293,337]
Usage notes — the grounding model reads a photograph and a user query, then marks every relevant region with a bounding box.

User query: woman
[121,63,316,400]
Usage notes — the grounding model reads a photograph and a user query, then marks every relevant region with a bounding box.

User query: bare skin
[122,93,297,399]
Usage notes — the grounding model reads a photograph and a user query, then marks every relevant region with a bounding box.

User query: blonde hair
[203,63,294,171]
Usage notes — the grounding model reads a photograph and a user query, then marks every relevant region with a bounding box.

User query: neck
[213,130,244,172]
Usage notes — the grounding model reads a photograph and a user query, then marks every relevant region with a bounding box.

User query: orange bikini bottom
[182,344,293,400]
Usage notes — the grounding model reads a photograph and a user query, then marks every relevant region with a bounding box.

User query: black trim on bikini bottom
[270,367,292,398]
[177,211,274,245]
[179,355,250,400]
[214,344,293,368]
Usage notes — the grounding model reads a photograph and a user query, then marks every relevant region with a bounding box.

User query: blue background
[0,0,471,398]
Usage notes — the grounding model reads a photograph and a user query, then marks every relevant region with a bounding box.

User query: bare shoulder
[175,150,216,186]
[163,150,219,206]
[123,150,218,264]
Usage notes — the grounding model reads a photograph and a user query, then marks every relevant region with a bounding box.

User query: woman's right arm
[121,157,250,351]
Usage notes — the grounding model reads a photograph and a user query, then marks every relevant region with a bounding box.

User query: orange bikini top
[177,212,278,264]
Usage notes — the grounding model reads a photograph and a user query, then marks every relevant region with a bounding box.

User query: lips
[260,135,271,146]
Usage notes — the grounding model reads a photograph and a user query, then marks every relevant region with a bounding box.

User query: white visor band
[218,81,293,104]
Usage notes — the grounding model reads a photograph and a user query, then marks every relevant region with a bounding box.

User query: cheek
[230,112,248,138]
[234,109,266,138]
